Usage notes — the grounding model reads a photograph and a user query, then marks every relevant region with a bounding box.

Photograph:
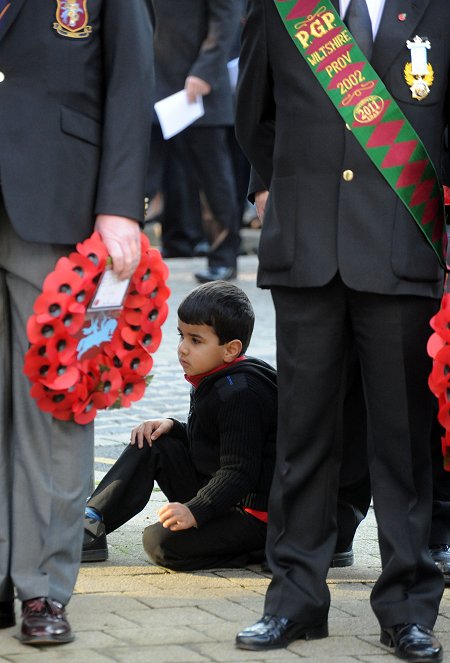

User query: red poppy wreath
[24,232,170,424]
[428,294,450,470]
[428,187,450,469]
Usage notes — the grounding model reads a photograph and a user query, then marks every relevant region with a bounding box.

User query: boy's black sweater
[170,357,277,527]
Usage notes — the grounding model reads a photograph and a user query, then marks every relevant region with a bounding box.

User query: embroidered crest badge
[53,0,92,39]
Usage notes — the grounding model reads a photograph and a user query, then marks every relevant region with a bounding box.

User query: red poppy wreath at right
[428,295,450,471]
[23,232,170,424]
[428,185,450,470]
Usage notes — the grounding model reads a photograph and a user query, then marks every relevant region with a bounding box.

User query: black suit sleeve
[235,0,275,191]
[95,0,154,223]
[188,0,241,90]
[248,167,268,202]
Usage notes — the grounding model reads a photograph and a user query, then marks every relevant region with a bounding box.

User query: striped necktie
[344,0,373,60]
[0,0,10,24]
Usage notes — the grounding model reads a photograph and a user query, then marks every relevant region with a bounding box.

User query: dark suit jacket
[0,0,154,245]
[151,0,241,126]
[236,0,449,298]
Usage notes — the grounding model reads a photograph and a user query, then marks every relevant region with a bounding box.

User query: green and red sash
[273,0,447,268]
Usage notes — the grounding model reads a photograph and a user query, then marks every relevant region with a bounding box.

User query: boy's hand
[157,503,197,531]
[130,419,174,448]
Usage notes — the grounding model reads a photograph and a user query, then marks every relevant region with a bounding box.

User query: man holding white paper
[148,0,242,281]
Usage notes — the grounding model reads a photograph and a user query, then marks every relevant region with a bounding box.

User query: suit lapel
[371,0,432,78]
[0,0,26,42]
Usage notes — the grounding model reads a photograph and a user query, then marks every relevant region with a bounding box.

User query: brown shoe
[21,597,74,646]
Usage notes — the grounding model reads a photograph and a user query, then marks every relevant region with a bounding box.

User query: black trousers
[340,353,450,547]
[265,275,444,629]
[88,436,267,571]
[147,125,240,269]
[431,416,450,545]
[335,346,372,549]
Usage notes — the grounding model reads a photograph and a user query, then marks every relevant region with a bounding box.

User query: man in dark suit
[148,0,242,282]
[235,0,448,660]
[0,0,153,646]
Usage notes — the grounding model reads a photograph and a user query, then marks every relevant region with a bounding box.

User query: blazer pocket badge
[404,36,434,101]
[53,0,92,39]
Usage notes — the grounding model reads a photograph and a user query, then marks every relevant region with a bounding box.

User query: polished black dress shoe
[235,614,328,650]
[0,600,15,628]
[261,546,354,573]
[330,545,354,567]
[194,266,237,283]
[380,623,443,662]
[82,517,108,562]
[192,240,210,257]
[429,544,450,585]
[21,597,74,646]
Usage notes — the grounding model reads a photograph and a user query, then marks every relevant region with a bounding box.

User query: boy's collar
[184,356,247,389]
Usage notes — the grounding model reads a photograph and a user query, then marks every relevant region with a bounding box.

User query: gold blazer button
[343,169,354,181]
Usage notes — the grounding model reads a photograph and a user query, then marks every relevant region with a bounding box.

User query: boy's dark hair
[177,281,255,354]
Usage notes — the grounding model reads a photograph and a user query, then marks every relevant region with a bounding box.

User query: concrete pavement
[1,245,450,662]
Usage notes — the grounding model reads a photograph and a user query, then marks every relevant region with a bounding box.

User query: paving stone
[109,606,227,628]
[102,625,213,647]
[288,634,380,658]
[103,644,209,662]
[75,573,169,594]
[194,641,305,661]
[69,594,153,613]
[5,650,114,663]
[125,589,252,609]
[194,599,266,623]
[146,572,243,591]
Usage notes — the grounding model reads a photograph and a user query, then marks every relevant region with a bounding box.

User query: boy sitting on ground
[82,281,277,570]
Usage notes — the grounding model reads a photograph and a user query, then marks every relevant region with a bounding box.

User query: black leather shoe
[330,545,354,567]
[21,597,74,646]
[194,266,237,283]
[82,517,108,562]
[0,600,15,628]
[429,544,450,585]
[261,547,354,573]
[380,623,443,662]
[235,614,328,650]
[192,241,210,257]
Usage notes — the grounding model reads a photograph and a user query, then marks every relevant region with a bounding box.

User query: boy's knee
[143,522,174,567]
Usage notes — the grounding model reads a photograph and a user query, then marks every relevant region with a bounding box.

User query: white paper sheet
[154,90,204,140]
[227,57,239,91]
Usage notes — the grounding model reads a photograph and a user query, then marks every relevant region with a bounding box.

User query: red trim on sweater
[244,507,268,523]
[184,355,247,389]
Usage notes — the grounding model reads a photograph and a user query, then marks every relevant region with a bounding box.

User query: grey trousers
[0,204,94,605]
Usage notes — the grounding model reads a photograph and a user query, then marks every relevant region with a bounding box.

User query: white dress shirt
[340,0,386,38]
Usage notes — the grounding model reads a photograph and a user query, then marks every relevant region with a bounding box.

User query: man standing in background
[148,0,242,283]
[0,0,153,646]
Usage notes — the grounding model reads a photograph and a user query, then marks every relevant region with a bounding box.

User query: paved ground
[1,234,450,662]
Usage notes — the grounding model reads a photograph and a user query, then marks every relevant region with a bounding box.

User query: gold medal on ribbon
[404,36,433,101]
